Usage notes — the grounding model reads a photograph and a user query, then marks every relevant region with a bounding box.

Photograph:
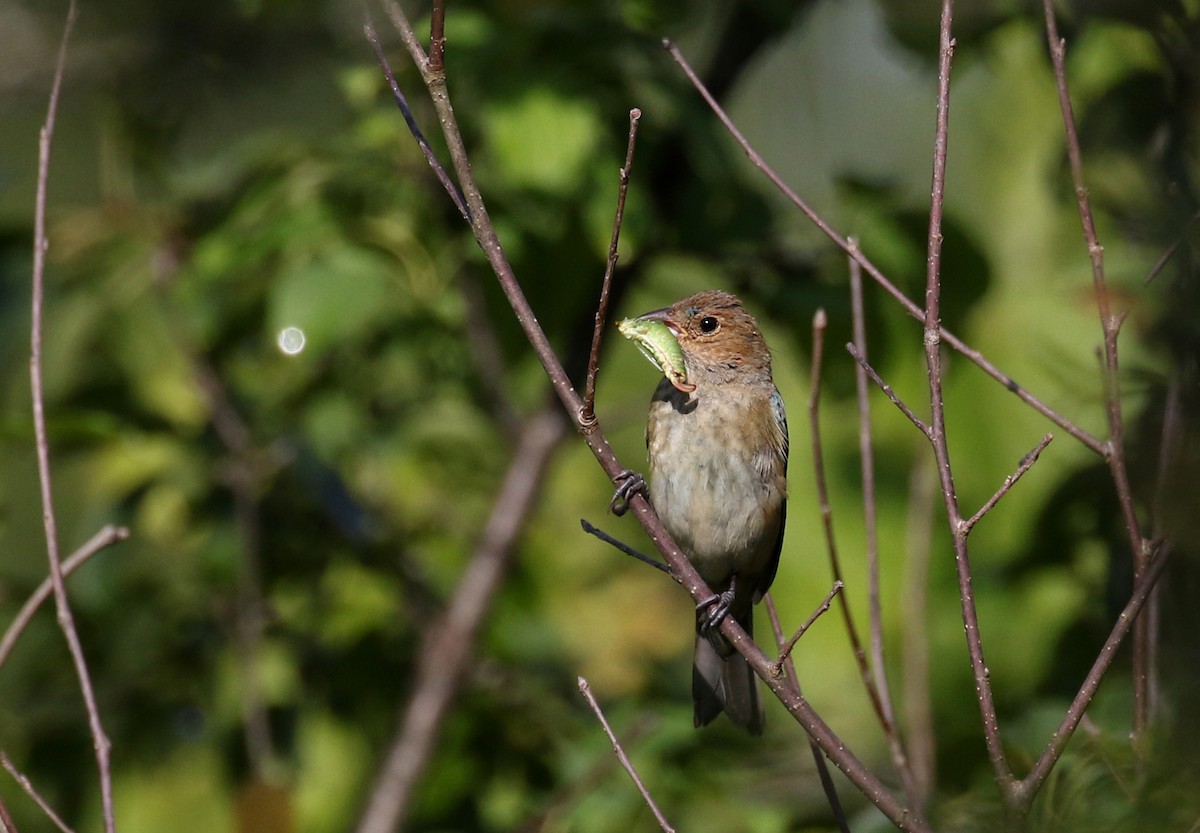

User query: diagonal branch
[578,678,675,833]
[1,752,75,833]
[961,434,1053,534]
[1014,544,1170,803]
[355,406,567,833]
[0,526,129,671]
[845,343,930,437]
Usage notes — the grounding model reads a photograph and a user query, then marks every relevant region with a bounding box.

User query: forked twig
[29,4,116,832]
[1015,544,1170,802]
[808,312,884,717]
[577,678,675,833]
[582,108,642,425]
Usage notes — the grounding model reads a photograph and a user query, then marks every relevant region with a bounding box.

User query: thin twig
[1142,210,1199,285]
[366,15,469,220]
[30,5,116,832]
[662,38,1104,457]
[809,311,888,724]
[919,0,1013,800]
[961,434,1053,533]
[355,407,567,833]
[582,108,642,425]
[580,519,672,575]
[0,792,19,833]
[0,753,75,833]
[849,246,921,813]
[845,343,930,437]
[1014,544,1171,803]
[901,452,938,804]
[772,581,842,670]
[1041,0,1151,745]
[577,678,675,833]
[0,525,129,670]
[763,594,850,833]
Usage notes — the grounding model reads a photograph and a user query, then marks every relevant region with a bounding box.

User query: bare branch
[845,343,930,437]
[577,678,675,833]
[0,753,75,833]
[1015,544,1170,802]
[901,453,938,804]
[1142,210,1199,285]
[1041,0,1151,742]
[0,792,19,833]
[809,312,889,723]
[961,434,1054,534]
[0,525,128,671]
[772,581,842,670]
[918,0,1012,799]
[662,38,1104,457]
[365,17,468,220]
[355,407,567,833]
[582,108,642,425]
[763,594,850,833]
[849,246,923,812]
[30,5,117,831]
[580,519,672,575]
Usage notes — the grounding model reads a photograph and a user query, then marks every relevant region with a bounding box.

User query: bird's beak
[634,307,680,335]
[616,311,695,393]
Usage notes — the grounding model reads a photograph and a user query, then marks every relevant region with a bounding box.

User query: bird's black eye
[699,316,720,334]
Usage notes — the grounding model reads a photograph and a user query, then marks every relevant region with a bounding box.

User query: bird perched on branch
[616,290,788,735]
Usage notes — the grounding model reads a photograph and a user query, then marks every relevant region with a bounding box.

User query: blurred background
[0,0,1198,830]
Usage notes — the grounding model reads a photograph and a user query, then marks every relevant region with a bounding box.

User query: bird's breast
[647,384,786,587]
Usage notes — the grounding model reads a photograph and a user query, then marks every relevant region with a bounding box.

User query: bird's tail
[692,608,764,735]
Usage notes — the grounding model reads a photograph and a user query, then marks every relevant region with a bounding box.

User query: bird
[616,290,788,734]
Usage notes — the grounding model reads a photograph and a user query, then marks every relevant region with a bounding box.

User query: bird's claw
[609,469,647,516]
[697,588,736,634]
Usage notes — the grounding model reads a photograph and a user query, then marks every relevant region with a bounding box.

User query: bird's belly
[649,428,781,586]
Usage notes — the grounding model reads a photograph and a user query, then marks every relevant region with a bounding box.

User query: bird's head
[620,290,773,390]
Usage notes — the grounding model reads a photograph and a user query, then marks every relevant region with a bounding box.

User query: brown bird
[620,290,788,734]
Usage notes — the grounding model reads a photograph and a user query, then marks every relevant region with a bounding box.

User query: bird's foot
[697,587,736,634]
[609,469,647,516]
